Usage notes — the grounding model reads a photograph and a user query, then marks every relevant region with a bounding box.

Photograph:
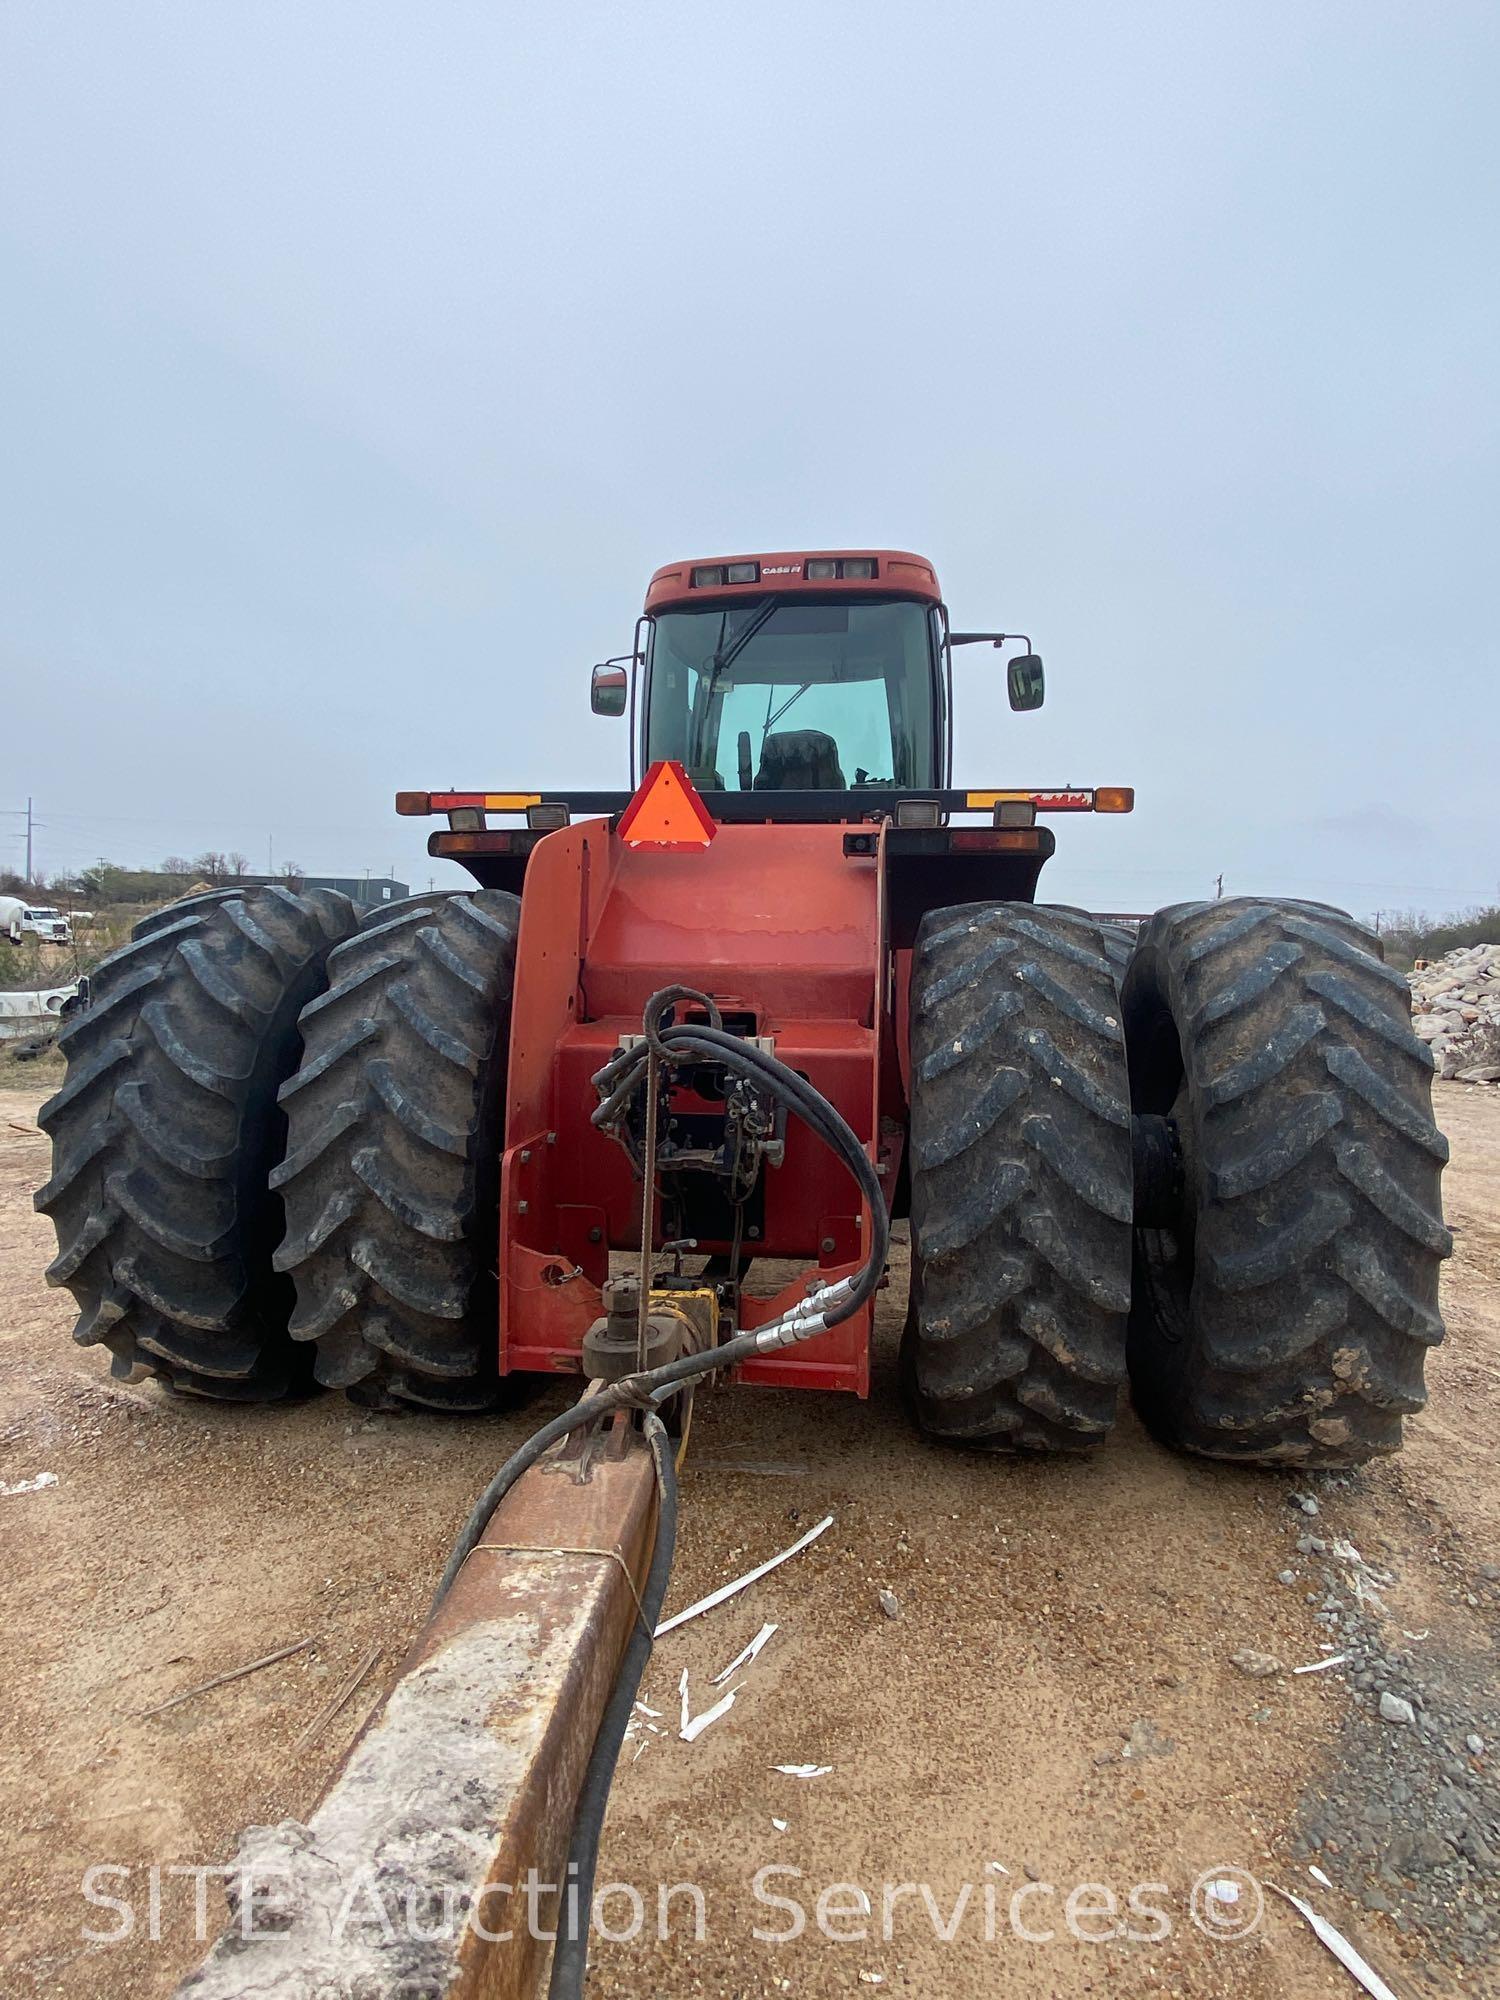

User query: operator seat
[753,729,847,791]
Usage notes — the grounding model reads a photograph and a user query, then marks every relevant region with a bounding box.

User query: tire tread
[904,902,1132,1450]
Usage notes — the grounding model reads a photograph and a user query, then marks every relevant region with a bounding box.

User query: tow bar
[179,989,887,2000]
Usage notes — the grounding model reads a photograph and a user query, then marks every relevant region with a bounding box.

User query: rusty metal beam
[177,1412,658,1999]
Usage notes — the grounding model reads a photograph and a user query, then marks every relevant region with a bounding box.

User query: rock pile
[1409,942,1500,1083]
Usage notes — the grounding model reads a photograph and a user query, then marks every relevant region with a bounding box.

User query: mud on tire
[903,902,1133,1450]
[271,889,520,1410]
[35,886,359,1398]
[1121,897,1450,1464]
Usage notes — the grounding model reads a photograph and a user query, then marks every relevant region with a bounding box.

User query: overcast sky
[3,2,1496,919]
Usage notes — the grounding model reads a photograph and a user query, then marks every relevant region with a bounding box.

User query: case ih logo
[763,564,802,576]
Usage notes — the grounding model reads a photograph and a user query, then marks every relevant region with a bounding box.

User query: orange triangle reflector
[616,760,718,850]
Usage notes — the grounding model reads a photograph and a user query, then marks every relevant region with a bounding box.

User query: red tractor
[40,546,1449,1465]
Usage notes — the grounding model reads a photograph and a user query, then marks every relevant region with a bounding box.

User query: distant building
[241,875,409,911]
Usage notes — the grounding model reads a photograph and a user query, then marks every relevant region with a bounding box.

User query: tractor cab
[591,549,1046,804]
[402,547,1121,943]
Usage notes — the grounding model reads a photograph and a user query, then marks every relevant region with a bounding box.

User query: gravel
[1409,945,1500,1082]
[1230,1649,1283,1678]
[1284,1488,1500,1967]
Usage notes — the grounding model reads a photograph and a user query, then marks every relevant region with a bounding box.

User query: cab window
[644,597,938,791]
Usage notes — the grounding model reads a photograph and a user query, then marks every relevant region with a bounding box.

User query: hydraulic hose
[589,994,890,1318]
[433,1300,859,1611]
[545,1412,678,2000]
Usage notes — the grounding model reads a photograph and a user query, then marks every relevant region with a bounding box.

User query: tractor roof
[645,549,942,614]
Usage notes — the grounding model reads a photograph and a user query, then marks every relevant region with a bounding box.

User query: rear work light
[526,802,570,830]
[894,798,942,828]
[951,828,1043,853]
[691,566,725,589]
[725,561,760,583]
[994,798,1036,829]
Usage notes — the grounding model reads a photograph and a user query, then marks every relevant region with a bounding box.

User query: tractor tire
[271,888,521,1410]
[903,902,1134,1450]
[1047,903,1135,978]
[1121,897,1450,1464]
[35,886,359,1398]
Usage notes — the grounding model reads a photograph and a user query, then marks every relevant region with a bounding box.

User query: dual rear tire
[36,887,361,1398]
[904,897,1450,1464]
[903,904,1133,1450]
[37,887,520,1409]
[271,889,521,1409]
[1120,899,1449,1463]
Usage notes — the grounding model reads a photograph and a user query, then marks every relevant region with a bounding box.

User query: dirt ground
[2,1073,1497,2000]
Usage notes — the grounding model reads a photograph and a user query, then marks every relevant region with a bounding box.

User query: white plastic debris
[711,1621,778,1685]
[681,1682,745,1743]
[1,1472,57,1497]
[1269,1885,1402,2000]
[656,1517,833,1635]
[986,1861,1010,1875]
[678,1669,691,1736]
[1205,1878,1241,1906]
[1293,1654,1349,1674]
[773,1764,832,1778]
[634,1700,663,1719]
[1308,1865,1334,1890]
[771,1817,788,1832]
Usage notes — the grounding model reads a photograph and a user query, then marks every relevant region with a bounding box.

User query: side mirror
[1007,653,1045,712]
[591,663,628,717]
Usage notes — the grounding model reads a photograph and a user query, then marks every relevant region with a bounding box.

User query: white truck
[0,898,73,945]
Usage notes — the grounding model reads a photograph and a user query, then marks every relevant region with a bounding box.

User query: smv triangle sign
[616,761,718,850]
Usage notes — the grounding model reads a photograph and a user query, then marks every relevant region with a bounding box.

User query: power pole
[25,797,33,884]
[1214,872,1224,900]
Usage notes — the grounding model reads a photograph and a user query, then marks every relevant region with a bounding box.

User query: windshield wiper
[708,596,778,685]
[763,683,812,734]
